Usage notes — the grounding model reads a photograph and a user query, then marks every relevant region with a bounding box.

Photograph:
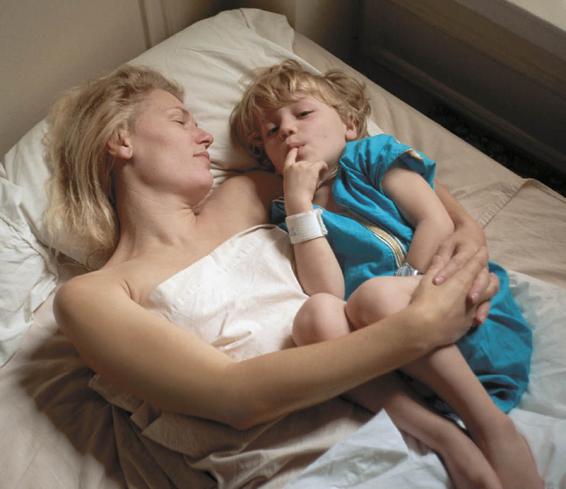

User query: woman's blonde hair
[231,59,370,169]
[44,65,183,269]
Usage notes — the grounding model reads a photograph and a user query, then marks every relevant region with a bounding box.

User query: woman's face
[125,89,214,205]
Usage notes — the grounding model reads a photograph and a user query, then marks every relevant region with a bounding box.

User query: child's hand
[283,148,328,215]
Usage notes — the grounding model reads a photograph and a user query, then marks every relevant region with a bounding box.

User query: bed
[1,7,565,489]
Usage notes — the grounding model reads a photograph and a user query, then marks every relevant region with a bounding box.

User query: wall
[224,0,359,63]
[358,0,566,174]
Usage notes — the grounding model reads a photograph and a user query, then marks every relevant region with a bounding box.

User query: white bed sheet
[289,271,566,489]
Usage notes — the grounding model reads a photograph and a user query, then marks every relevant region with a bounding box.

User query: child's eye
[298,110,313,118]
[266,126,279,136]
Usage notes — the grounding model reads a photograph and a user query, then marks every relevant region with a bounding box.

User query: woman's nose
[199,128,214,148]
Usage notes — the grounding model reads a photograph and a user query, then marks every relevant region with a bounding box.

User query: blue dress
[272,134,532,414]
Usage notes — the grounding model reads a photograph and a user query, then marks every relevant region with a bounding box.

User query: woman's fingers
[443,246,489,291]
[422,253,448,284]
[468,267,490,303]
[468,269,499,304]
[433,244,475,285]
[433,236,495,325]
[411,247,490,346]
[474,302,490,325]
[484,272,500,301]
[434,239,456,266]
[472,273,499,324]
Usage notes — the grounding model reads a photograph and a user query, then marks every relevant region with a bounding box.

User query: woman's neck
[110,188,203,263]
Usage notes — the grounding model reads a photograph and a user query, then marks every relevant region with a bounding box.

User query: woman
[45,65,497,487]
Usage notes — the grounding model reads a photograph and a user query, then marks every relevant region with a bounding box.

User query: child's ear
[107,129,133,160]
[345,121,358,141]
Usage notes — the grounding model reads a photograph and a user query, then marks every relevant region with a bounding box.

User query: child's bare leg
[402,348,543,489]
[349,374,502,489]
[295,290,501,489]
[346,277,543,489]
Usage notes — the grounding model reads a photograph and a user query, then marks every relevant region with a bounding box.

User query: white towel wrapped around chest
[149,225,305,359]
[90,225,370,488]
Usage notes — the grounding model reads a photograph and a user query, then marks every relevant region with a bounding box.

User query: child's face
[258,95,357,174]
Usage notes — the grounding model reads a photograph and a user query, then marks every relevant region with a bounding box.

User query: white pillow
[2,8,382,264]
[0,175,56,365]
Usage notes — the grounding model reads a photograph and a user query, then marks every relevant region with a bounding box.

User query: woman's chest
[136,226,305,359]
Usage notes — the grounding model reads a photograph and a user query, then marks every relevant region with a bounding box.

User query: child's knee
[292,293,350,346]
[346,277,417,328]
[346,279,388,329]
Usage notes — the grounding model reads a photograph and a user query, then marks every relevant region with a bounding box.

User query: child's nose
[280,122,296,138]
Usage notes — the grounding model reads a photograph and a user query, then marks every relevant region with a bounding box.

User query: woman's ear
[107,129,133,159]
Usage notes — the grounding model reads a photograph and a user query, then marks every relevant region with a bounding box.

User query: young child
[231,59,542,489]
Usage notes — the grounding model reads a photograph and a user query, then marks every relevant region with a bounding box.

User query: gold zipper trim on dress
[338,209,406,268]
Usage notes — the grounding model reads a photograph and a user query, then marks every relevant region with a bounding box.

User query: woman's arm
[282,148,345,297]
[434,181,487,271]
[383,167,454,272]
[55,248,489,430]
[435,181,486,241]
[434,182,496,323]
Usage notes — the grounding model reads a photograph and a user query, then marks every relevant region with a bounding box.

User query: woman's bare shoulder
[54,268,131,322]
[205,171,282,227]
[218,171,280,200]
[58,267,128,294]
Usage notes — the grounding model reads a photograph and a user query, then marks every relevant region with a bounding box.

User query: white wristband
[285,208,328,244]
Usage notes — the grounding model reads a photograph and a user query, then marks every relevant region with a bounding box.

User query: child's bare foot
[435,422,502,489]
[471,413,544,489]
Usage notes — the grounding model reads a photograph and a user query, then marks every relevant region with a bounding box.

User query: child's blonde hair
[231,59,371,169]
[44,65,183,269]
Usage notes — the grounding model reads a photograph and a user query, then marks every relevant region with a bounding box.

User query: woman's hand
[431,220,498,324]
[283,148,328,215]
[409,247,494,347]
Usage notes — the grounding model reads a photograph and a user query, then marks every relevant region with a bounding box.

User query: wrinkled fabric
[91,226,370,488]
